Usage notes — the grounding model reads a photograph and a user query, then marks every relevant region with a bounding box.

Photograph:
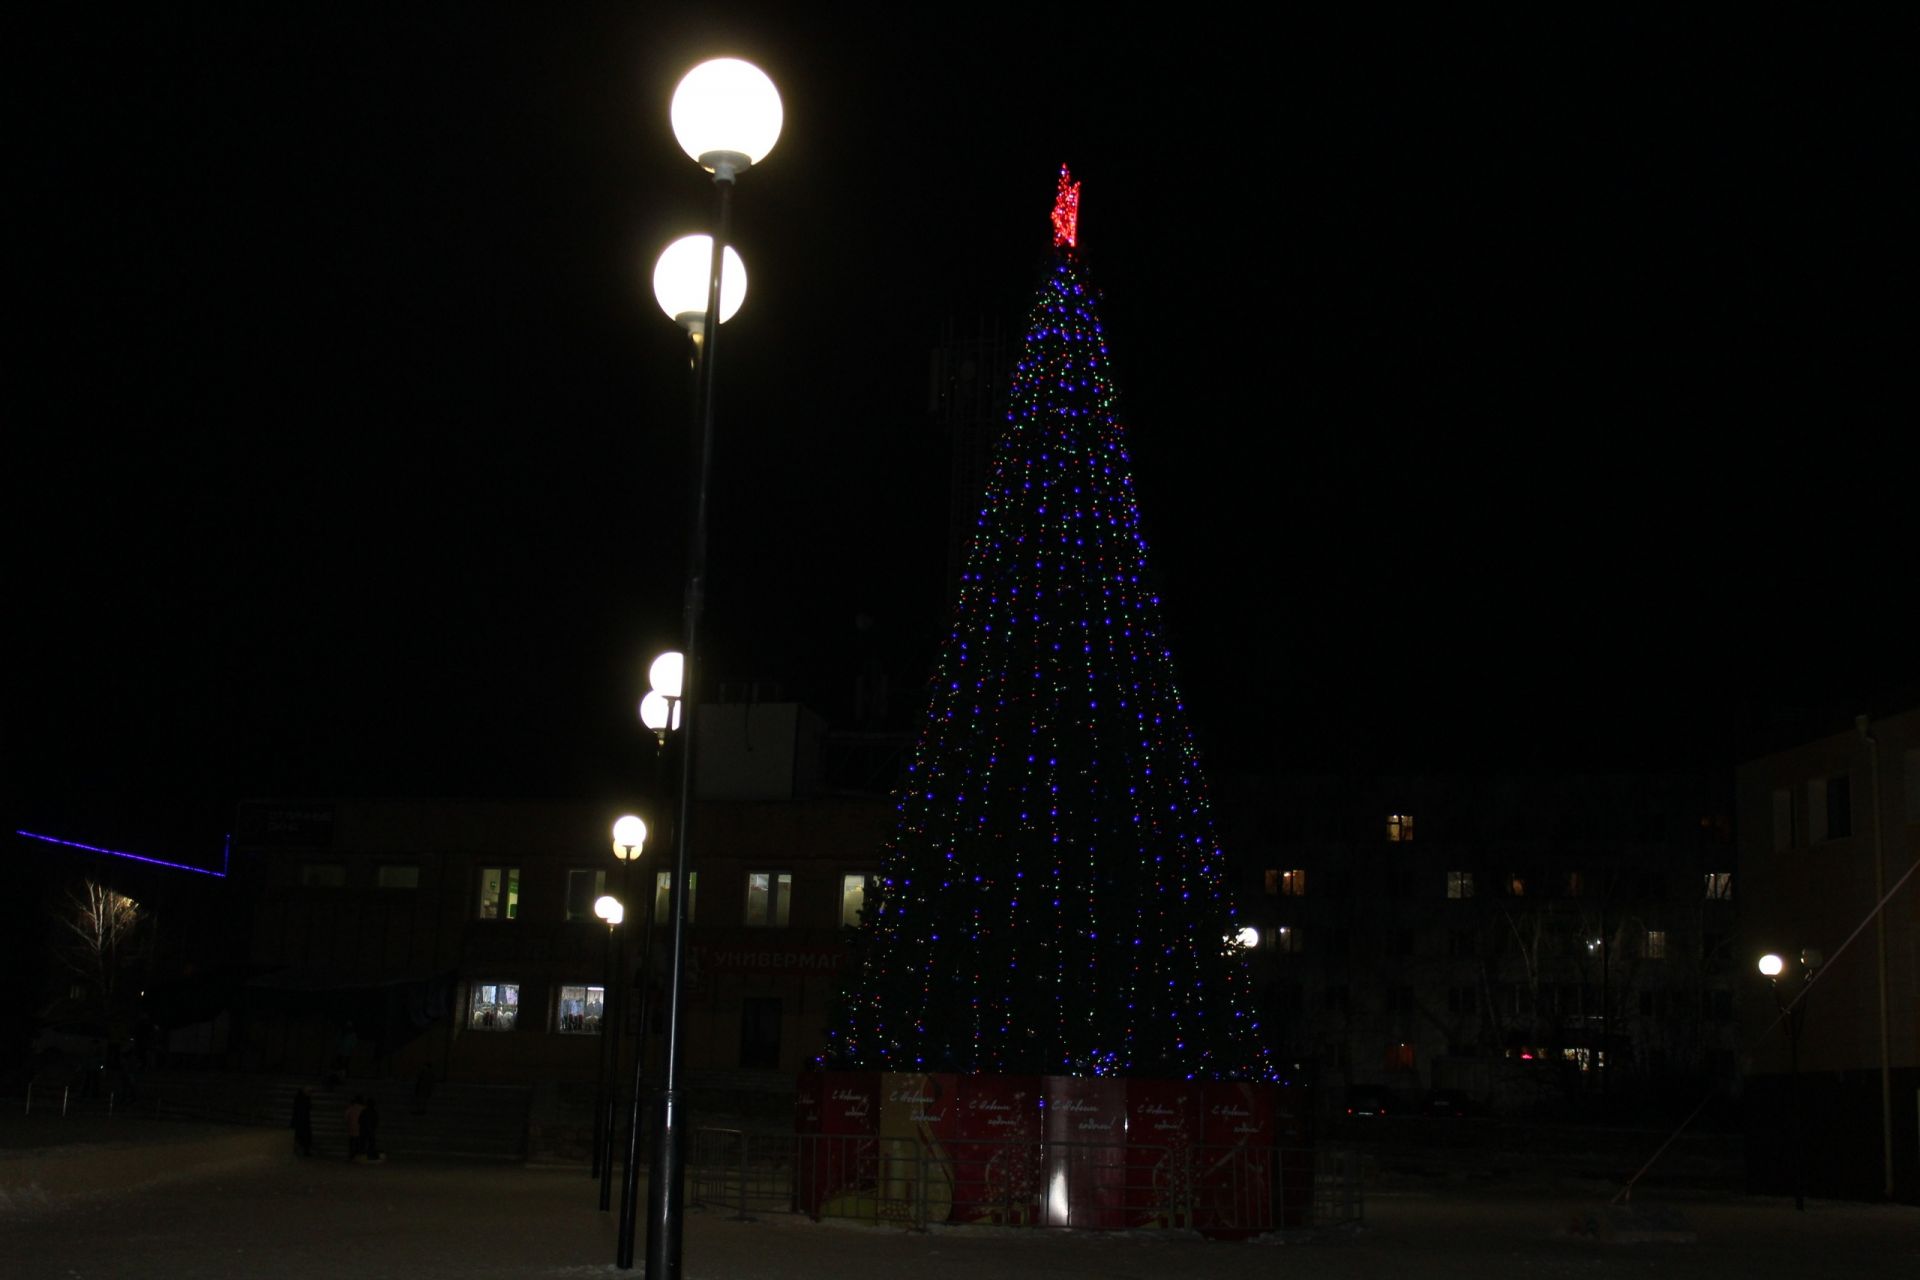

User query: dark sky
[11,8,1914,857]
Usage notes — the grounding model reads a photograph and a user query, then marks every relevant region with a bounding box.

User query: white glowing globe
[649,651,685,699]
[594,895,625,925]
[652,236,746,328]
[611,814,648,857]
[640,690,682,733]
[670,58,783,172]
[1757,953,1785,977]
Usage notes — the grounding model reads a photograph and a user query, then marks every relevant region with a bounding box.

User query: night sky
[12,9,1913,858]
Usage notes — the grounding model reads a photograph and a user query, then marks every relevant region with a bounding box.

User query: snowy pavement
[6,1150,1916,1280]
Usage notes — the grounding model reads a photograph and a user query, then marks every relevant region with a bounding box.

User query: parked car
[1421,1087,1473,1117]
[1343,1085,1399,1117]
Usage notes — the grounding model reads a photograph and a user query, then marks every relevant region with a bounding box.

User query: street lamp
[634,56,781,1280]
[590,893,625,1187]
[1758,948,1818,1211]
[596,817,646,1212]
[616,652,683,1264]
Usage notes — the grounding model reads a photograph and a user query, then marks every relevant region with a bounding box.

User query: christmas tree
[828,168,1269,1080]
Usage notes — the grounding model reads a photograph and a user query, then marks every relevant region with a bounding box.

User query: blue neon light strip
[16,829,230,878]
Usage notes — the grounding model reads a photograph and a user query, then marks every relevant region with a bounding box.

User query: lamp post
[591,892,625,1191]
[601,816,646,1212]
[636,57,781,1280]
[617,653,682,1268]
[1759,949,1818,1211]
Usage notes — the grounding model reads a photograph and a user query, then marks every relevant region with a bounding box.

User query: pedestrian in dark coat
[344,1095,365,1160]
[360,1097,383,1163]
[291,1088,314,1156]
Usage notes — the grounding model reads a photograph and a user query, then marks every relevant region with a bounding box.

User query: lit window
[300,863,345,887]
[1645,930,1667,960]
[376,864,419,889]
[478,868,521,920]
[1279,869,1307,896]
[555,984,605,1034]
[840,874,869,927]
[468,981,519,1030]
[565,869,608,922]
[1386,1042,1415,1071]
[654,871,697,924]
[745,872,792,927]
[1704,872,1733,901]
[1387,814,1414,843]
[1273,925,1302,954]
[1506,874,1526,897]
[1446,871,1474,899]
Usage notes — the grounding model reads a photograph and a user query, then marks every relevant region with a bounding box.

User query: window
[478,867,521,920]
[840,874,869,927]
[1563,870,1584,898]
[1771,787,1795,852]
[1708,989,1733,1021]
[1273,925,1303,954]
[1644,929,1667,960]
[1702,930,1731,962]
[468,981,519,1030]
[300,863,345,887]
[376,864,419,889]
[1703,872,1733,901]
[1446,870,1474,899]
[654,871,697,924]
[745,872,792,927]
[1506,873,1527,897]
[1386,1042,1416,1071]
[565,869,607,922]
[1386,987,1414,1013]
[1810,774,1851,841]
[1278,869,1307,896]
[555,984,605,1034]
[1387,813,1414,843]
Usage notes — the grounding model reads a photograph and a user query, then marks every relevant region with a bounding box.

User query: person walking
[291,1087,314,1157]
[344,1095,366,1161]
[360,1096,383,1164]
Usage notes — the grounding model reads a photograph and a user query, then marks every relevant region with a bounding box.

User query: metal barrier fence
[691,1128,1362,1233]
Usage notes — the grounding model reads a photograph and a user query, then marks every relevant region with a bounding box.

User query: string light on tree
[829,167,1269,1081]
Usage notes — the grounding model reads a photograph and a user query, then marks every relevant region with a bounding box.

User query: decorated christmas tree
[828,168,1269,1080]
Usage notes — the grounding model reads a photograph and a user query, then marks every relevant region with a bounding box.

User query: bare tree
[57,880,144,1008]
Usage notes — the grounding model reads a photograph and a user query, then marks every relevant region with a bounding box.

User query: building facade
[1220,770,1742,1117]
[1736,703,1918,1202]
[232,704,895,1087]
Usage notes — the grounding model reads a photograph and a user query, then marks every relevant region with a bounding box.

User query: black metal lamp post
[638,56,782,1280]
[1759,948,1819,1211]
[590,891,623,1184]
[616,656,681,1269]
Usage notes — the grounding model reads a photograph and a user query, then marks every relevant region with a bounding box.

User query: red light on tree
[1051,164,1080,250]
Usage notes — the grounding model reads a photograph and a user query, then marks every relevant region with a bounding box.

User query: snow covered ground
[5,1147,1915,1280]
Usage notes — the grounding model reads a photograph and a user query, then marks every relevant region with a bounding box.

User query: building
[1735,703,1918,1203]
[1220,769,1741,1118]
[231,703,895,1087]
